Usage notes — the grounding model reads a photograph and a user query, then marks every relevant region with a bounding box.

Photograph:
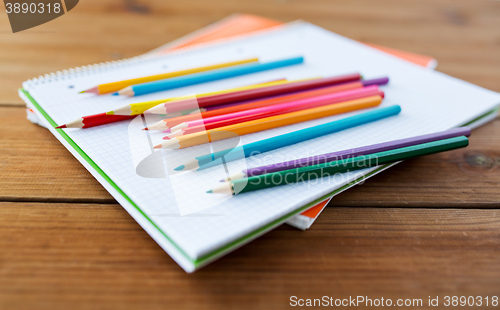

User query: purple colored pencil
[224,127,471,181]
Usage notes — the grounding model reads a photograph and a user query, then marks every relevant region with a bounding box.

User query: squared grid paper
[24,23,500,265]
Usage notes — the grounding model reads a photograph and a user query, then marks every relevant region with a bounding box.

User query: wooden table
[1,0,499,308]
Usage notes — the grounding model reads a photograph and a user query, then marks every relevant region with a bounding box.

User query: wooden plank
[1,106,498,205]
[0,202,499,309]
[329,116,500,208]
[1,0,499,106]
[0,107,114,202]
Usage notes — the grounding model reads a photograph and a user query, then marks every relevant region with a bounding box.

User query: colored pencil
[168,85,383,134]
[107,78,290,116]
[79,58,259,94]
[55,113,135,129]
[208,136,470,195]
[60,80,288,129]
[174,105,402,171]
[55,108,195,129]
[115,56,305,96]
[154,95,383,149]
[146,76,386,130]
[222,127,472,181]
[166,89,384,138]
[145,73,364,115]
[150,80,362,131]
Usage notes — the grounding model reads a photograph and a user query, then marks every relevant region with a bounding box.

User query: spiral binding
[23,22,296,88]
[23,52,158,87]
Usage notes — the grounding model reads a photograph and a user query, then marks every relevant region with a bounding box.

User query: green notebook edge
[20,88,499,268]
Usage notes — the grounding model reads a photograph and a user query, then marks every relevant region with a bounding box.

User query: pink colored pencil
[169,85,382,132]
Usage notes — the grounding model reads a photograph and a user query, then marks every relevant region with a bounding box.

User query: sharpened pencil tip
[174,165,185,171]
[78,91,85,94]
[153,144,162,149]
[162,136,170,140]
[106,111,114,115]
[206,190,213,193]
[112,92,119,96]
[142,127,148,131]
[55,124,67,129]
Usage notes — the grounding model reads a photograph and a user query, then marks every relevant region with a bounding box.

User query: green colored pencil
[207,136,469,195]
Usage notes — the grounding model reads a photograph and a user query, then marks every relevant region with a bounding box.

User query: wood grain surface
[1,203,499,310]
[0,0,499,308]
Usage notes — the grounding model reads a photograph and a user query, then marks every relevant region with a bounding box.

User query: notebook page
[24,23,500,266]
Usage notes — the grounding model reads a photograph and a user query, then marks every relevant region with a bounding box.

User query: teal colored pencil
[175,105,402,171]
[115,56,304,96]
[208,136,470,195]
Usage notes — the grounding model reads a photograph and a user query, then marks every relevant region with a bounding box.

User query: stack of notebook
[22,15,500,272]
[26,14,439,230]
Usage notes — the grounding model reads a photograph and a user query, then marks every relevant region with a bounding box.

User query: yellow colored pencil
[154,95,383,149]
[106,79,290,116]
[80,58,259,95]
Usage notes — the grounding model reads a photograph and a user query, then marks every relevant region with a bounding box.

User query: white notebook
[21,22,500,272]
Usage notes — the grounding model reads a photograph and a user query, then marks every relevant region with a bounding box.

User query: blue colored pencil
[175,105,402,171]
[115,56,305,97]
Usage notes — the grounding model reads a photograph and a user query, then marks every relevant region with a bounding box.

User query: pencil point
[153,144,162,149]
[55,124,67,129]
[142,127,148,131]
[80,86,99,94]
[162,136,170,140]
[206,190,213,193]
[174,165,185,171]
[106,111,114,115]
[112,92,119,96]
[181,159,200,171]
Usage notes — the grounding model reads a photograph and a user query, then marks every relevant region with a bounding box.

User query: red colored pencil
[55,113,135,129]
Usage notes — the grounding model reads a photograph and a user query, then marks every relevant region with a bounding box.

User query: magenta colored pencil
[170,85,382,132]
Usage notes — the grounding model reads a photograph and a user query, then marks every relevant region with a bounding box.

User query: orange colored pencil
[154,95,382,149]
[165,89,384,138]
[146,77,389,130]
[146,81,363,130]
